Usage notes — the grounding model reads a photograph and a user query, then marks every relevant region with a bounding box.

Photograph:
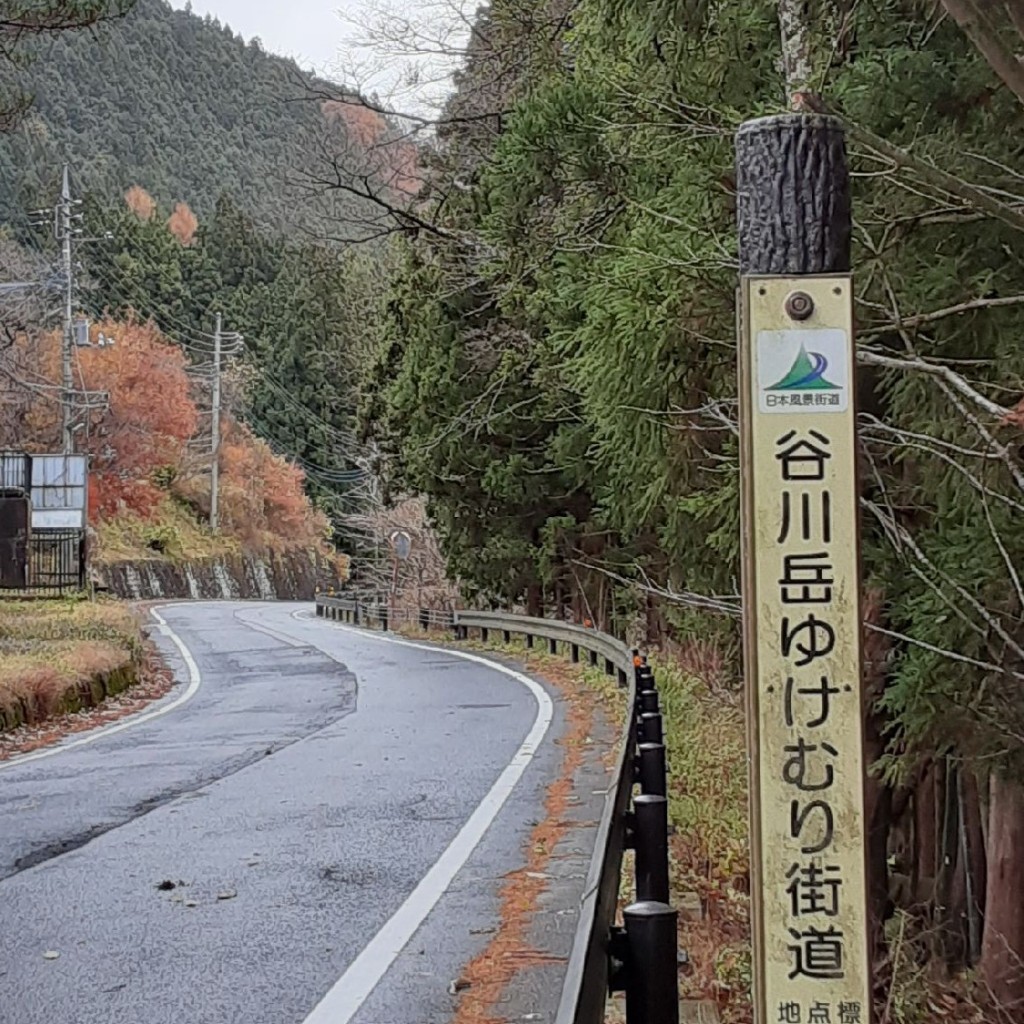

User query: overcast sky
[172,0,469,117]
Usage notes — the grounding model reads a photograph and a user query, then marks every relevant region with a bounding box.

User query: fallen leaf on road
[448,978,471,995]
[155,879,176,891]
[42,951,60,960]
[217,889,237,900]
[184,900,198,908]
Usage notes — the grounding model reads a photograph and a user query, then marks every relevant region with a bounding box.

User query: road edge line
[0,605,202,772]
[299,615,556,1024]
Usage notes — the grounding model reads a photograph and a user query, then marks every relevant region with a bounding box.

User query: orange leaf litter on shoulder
[452,655,598,1024]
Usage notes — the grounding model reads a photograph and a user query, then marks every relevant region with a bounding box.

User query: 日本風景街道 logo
[757,331,849,414]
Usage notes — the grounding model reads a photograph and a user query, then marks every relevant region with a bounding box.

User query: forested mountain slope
[0,0,400,550]
[0,0,367,235]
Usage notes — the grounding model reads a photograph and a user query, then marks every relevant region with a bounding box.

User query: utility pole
[58,165,75,453]
[210,311,222,531]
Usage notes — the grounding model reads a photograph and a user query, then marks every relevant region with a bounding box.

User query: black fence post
[525,633,534,649]
[623,901,679,1024]
[639,688,660,716]
[548,637,558,655]
[640,711,664,745]
[419,608,428,630]
[503,629,511,644]
[637,664,655,692]
[636,742,667,797]
[570,643,580,664]
[633,794,670,904]
[589,648,598,668]
[381,607,389,632]
[481,626,489,642]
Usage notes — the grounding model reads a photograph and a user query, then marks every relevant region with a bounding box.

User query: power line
[249,372,365,450]
[239,404,368,480]
[77,260,225,353]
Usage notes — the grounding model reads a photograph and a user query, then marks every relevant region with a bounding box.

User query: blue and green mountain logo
[766,343,840,391]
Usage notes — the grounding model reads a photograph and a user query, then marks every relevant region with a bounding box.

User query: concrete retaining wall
[94,549,329,602]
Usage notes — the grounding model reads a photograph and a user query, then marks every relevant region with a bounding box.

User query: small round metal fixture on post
[784,290,815,321]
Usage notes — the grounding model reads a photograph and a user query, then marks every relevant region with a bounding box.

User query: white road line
[0,606,203,772]
[299,613,555,1024]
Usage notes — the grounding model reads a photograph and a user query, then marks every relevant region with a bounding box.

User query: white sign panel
[757,329,850,415]
[741,278,871,1024]
[30,455,88,530]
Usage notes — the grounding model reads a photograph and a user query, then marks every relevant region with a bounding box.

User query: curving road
[0,602,574,1024]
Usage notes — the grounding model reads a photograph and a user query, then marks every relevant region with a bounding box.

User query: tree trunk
[961,769,987,964]
[913,761,939,906]
[936,758,971,964]
[526,581,543,617]
[980,773,1024,1009]
[941,0,1024,108]
[644,592,658,646]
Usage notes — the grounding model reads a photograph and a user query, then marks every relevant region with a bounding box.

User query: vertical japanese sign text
[739,276,871,1024]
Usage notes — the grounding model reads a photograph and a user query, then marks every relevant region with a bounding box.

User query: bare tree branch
[940,0,1024,107]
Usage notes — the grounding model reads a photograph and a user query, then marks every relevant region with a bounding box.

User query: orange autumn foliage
[211,421,328,551]
[77,320,198,517]
[321,100,423,199]
[125,185,156,221]
[323,99,386,148]
[167,201,198,245]
[5,317,329,551]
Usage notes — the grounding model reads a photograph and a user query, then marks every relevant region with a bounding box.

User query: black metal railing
[13,529,86,596]
[0,451,31,495]
[314,593,680,1024]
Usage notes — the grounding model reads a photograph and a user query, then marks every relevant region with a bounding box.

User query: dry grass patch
[0,598,144,730]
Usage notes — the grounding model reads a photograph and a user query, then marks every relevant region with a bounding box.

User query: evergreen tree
[369,0,1024,1007]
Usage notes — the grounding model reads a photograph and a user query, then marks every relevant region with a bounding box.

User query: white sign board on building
[31,455,88,530]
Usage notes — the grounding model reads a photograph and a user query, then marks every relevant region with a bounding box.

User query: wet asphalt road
[0,602,565,1024]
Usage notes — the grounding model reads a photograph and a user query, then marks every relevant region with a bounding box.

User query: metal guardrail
[314,593,680,1024]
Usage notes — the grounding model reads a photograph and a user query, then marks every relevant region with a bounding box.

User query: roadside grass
[0,597,144,730]
[92,498,240,565]
[650,654,751,1021]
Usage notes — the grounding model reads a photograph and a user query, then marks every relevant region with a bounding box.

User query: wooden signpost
[736,115,872,1024]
